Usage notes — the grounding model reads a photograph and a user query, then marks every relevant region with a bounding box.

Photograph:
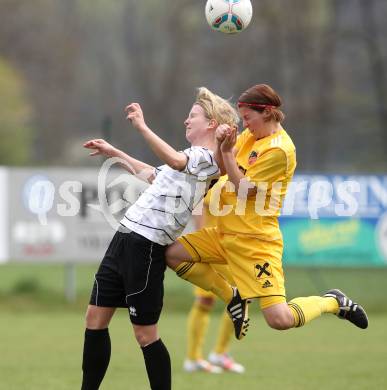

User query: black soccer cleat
[227,287,250,340]
[324,289,369,329]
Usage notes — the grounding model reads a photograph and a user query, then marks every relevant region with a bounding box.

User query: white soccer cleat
[183,359,223,374]
[208,352,245,374]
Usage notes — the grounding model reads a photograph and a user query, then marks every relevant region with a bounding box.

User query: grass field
[1,264,387,389]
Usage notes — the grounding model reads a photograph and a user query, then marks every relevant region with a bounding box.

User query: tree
[0,57,34,165]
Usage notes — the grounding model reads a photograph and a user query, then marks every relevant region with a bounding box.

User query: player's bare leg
[85,305,116,329]
[165,241,192,270]
[132,324,159,347]
[261,302,295,330]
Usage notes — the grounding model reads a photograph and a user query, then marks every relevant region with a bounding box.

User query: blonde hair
[195,87,239,128]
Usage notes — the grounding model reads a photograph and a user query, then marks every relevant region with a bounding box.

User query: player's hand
[83,139,116,157]
[220,127,237,153]
[215,124,232,144]
[125,102,146,131]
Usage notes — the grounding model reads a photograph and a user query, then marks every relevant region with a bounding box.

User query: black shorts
[89,230,167,325]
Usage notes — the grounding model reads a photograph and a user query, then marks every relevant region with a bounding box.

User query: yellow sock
[175,262,233,303]
[323,297,340,313]
[288,296,339,327]
[213,309,233,355]
[186,301,211,360]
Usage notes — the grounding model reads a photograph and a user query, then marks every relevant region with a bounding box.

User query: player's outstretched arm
[83,138,155,183]
[125,103,188,171]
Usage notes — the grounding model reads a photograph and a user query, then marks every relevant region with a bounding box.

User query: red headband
[238,102,277,109]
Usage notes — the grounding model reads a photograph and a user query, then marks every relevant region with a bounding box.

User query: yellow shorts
[194,263,235,299]
[178,227,286,300]
[194,288,286,309]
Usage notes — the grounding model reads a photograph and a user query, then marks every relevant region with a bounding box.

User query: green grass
[0,264,387,389]
[0,310,386,389]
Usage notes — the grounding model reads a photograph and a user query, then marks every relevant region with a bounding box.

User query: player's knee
[133,325,158,347]
[134,330,152,347]
[265,315,293,330]
[85,306,114,329]
[85,313,103,329]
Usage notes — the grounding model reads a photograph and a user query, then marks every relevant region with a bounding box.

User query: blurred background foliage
[0,58,33,164]
[0,0,386,171]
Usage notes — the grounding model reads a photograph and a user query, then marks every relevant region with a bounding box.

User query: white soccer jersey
[120,146,219,245]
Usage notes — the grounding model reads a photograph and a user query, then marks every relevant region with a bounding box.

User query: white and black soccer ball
[205,0,253,34]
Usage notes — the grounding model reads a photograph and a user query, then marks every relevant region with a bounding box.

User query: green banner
[280,174,387,267]
[281,218,387,267]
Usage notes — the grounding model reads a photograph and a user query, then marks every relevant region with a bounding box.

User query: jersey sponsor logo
[248,150,259,165]
[254,261,272,279]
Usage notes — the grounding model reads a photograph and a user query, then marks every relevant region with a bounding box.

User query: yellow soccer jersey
[193,188,236,298]
[209,128,296,240]
[201,188,217,227]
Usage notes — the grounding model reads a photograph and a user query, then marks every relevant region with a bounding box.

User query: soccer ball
[205,0,253,34]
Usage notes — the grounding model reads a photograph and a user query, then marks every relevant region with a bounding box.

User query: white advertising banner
[5,164,148,263]
[0,167,9,263]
